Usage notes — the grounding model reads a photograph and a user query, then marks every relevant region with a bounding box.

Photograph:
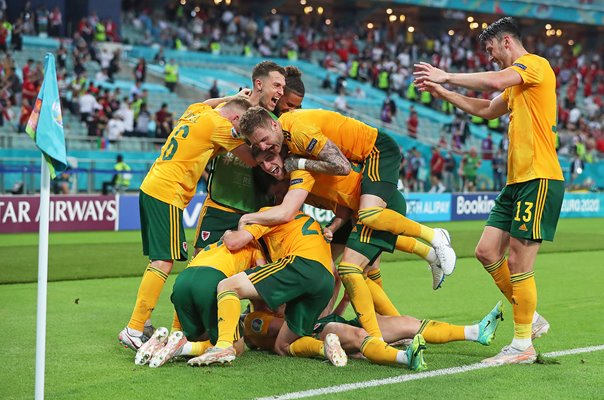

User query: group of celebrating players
[118,17,564,370]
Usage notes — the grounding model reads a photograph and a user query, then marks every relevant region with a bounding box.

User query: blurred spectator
[334,88,350,114]
[106,113,125,143]
[429,147,445,193]
[155,103,173,139]
[11,17,23,51]
[380,103,392,124]
[102,154,131,195]
[129,81,142,101]
[407,107,418,138]
[134,58,146,83]
[443,150,456,192]
[492,148,506,191]
[52,169,72,195]
[48,6,62,37]
[481,132,493,160]
[164,58,178,92]
[209,79,220,99]
[135,103,152,136]
[78,89,101,123]
[383,94,397,118]
[321,73,332,90]
[115,98,134,136]
[18,98,32,132]
[460,147,481,192]
[569,148,585,188]
[409,147,425,192]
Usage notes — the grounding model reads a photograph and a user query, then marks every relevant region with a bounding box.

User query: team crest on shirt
[201,231,211,241]
[182,241,188,252]
[251,318,264,333]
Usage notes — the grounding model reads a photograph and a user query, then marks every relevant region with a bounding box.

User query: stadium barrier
[2,191,602,234]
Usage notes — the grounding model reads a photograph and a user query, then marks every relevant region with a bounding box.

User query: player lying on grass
[246,146,450,339]
[243,299,503,360]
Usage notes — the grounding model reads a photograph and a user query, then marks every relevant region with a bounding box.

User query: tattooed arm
[284,140,351,176]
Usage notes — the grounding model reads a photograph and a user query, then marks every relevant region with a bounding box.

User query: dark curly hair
[479,17,522,47]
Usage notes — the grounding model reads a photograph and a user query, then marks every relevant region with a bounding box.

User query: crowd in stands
[0,4,185,152]
[0,1,602,192]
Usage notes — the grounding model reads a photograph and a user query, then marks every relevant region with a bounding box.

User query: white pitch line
[256,344,604,400]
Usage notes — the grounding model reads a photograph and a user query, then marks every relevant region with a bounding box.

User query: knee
[273,340,289,356]
[217,278,235,293]
[150,260,173,274]
[354,328,370,349]
[474,243,498,265]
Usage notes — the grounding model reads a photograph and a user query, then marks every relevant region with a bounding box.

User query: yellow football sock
[359,337,401,365]
[338,262,382,337]
[484,257,513,303]
[365,278,400,316]
[395,236,433,260]
[366,268,383,287]
[215,290,241,349]
[171,311,182,332]
[186,340,212,356]
[128,264,168,332]
[511,271,537,340]
[358,207,435,242]
[288,336,325,358]
[418,320,465,343]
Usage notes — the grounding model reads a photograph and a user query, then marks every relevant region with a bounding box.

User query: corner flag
[26,53,67,179]
[27,53,68,400]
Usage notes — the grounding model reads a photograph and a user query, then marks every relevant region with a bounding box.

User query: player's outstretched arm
[238,188,309,228]
[284,141,351,176]
[413,61,522,92]
[417,81,508,120]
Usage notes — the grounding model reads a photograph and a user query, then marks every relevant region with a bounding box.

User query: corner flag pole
[35,156,51,400]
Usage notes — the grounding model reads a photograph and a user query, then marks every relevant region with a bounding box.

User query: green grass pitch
[0,218,603,399]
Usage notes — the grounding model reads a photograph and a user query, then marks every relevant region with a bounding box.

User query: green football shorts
[194,203,242,248]
[140,190,187,261]
[246,255,334,337]
[487,178,564,241]
[171,266,235,344]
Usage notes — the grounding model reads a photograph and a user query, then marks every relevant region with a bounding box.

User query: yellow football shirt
[278,109,378,163]
[188,241,264,277]
[140,103,245,209]
[289,164,362,212]
[504,54,564,184]
[243,210,333,274]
